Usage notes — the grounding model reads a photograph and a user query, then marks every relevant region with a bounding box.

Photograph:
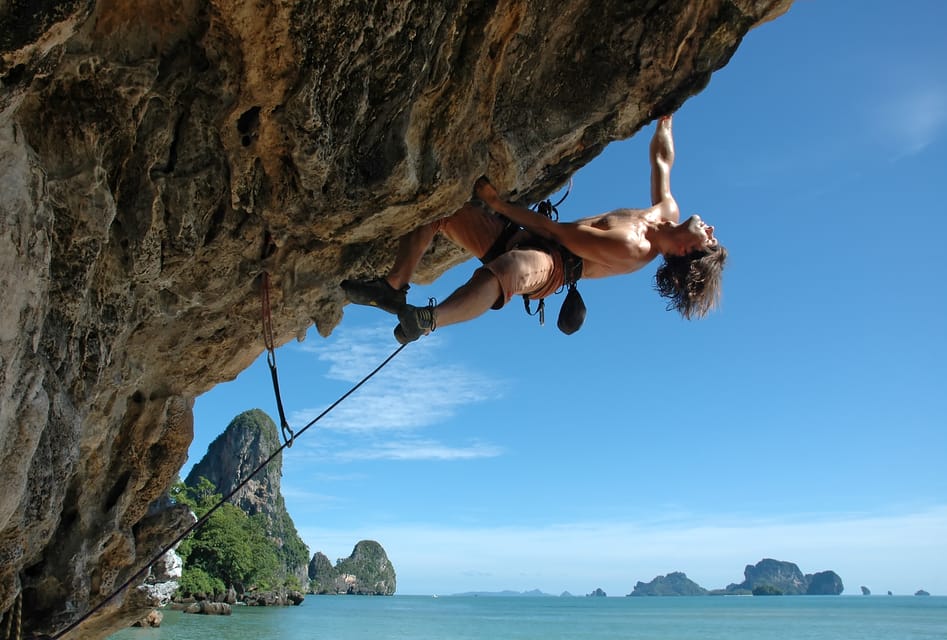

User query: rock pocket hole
[103,471,131,513]
[237,106,261,147]
[2,63,26,85]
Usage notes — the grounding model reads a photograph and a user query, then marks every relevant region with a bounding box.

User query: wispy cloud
[285,324,505,462]
[291,325,498,432]
[870,80,947,158]
[334,438,503,461]
[279,484,344,506]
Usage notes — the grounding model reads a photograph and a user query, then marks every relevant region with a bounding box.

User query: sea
[107,595,946,639]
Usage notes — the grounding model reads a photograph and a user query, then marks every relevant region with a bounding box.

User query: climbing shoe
[394,301,437,344]
[340,277,408,314]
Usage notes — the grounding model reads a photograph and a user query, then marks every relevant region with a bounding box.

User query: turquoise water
[109,596,946,639]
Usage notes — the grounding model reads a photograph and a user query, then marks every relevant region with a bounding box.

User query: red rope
[260,272,294,446]
[261,271,276,356]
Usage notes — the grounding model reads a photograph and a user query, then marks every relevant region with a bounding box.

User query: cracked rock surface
[0,1,791,636]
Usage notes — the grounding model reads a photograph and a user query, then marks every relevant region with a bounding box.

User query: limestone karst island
[2,1,794,637]
[172,410,397,613]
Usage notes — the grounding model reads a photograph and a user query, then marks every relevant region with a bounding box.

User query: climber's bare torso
[342,115,721,341]
[474,116,719,280]
[563,205,679,278]
[475,184,681,280]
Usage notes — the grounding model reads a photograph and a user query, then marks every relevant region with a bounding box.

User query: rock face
[241,590,306,606]
[186,409,282,516]
[140,548,183,608]
[182,601,232,615]
[309,541,396,595]
[308,552,335,586]
[805,570,844,595]
[727,558,806,594]
[0,1,793,636]
[184,409,310,587]
[726,559,843,595]
[628,572,708,596]
[131,609,162,628]
[861,586,871,595]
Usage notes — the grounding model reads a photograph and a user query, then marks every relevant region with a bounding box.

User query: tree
[752,585,783,596]
[171,477,280,596]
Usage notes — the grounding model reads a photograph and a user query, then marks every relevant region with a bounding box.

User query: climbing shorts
[481,246,565,308]
[431,202,566,309]
[430,203,508,259]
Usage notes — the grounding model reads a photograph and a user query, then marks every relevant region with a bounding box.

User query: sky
[187,1,947,597]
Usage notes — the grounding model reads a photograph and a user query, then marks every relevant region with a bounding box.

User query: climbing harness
[475,179,585,333]
[532,178,572,221]
[49,263,407,639]
[517,179,587,334]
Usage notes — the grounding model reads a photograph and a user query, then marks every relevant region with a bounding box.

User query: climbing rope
[261,271,295,447]
[1,592,21,640]
[50,335,407,639]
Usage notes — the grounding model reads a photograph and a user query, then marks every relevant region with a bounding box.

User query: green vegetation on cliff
[628,572,708,596]
[273,496,309,590]
[179,409,309,590]
[752,585,783,596]
[171,477,281,596]
[309,541,397,595]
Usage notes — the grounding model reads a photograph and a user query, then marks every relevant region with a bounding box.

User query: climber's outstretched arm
[650,115,675,207]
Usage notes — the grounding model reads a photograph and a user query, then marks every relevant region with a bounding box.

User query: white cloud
[278,484,343,506]
[285,324,505,462]
[334,438,503,461]
[870,82,947,158]
[291,325,499,433]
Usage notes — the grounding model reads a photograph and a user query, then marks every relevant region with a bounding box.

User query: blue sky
[188,1,947,596]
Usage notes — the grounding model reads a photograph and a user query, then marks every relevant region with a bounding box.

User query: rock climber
[342,114,726,344]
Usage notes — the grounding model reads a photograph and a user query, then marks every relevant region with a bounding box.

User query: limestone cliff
[725,559,844,595]
[628,571,708,596]
[804,570,844,596]
[309,541,396,595]
[0,1,792,637]
[184,409,310,587]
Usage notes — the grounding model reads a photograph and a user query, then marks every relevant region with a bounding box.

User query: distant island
[433,556,943,600]
[628,559,844,596]
[166,414,908,610]
[449,589,556,597]
[628,572,707,596]
[447,559,853,600]
[445,588,608,598]
[309,540,396,596]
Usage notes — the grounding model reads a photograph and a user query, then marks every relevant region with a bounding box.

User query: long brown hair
[654,244,727,319]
